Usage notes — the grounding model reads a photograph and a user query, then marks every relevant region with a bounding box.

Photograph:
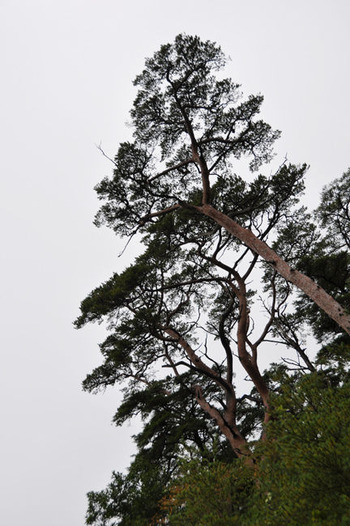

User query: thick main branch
[197,204,350,336]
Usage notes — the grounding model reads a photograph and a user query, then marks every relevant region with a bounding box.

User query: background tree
[76,34,350,524]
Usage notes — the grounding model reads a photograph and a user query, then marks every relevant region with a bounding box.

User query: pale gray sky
[1,1,350,524]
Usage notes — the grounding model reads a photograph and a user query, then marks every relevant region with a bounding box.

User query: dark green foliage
[86,460,167,526]
[296,251,350,339]
[317,168,350,251]
[93,34,281,238]
[130,35,278,169]
[211,163,306,230]
[112,373,225,459]
[159,457,255,526]
[252,374,350,525]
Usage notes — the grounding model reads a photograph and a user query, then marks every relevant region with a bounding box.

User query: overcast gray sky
[1,1,350,524]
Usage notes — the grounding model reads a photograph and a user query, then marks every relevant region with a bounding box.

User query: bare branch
[96,143,118,166]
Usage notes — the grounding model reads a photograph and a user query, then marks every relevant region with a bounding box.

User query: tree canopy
[76,34,350,525]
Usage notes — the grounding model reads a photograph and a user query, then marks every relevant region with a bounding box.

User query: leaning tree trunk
[197,204,350,336]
